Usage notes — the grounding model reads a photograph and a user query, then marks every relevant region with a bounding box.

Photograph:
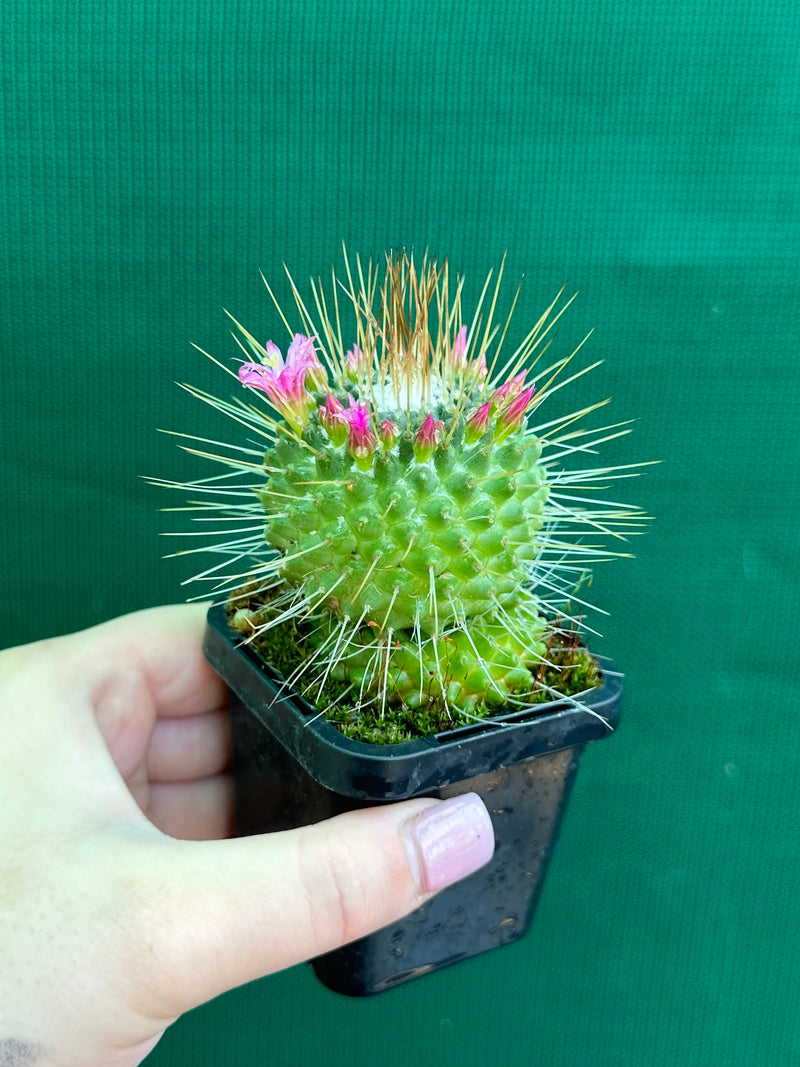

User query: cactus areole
[171,251,644,742]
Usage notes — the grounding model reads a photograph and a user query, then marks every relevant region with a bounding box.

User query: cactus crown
[164,251,645,741]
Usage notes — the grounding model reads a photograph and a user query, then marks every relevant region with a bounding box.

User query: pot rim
[203,603,623,798]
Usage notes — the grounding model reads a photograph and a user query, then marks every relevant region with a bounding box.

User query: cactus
[164,252,644,740]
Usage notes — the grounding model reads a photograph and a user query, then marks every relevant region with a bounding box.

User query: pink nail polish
[413,793,495,893]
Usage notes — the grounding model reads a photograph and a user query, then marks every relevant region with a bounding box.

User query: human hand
[0,605,494,1067]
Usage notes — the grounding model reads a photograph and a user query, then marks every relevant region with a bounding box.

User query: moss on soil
[226,583,602,744]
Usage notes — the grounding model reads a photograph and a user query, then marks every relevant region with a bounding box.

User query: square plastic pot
[203,604,622,996]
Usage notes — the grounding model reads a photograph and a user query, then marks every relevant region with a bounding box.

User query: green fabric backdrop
[3,1,799,1063]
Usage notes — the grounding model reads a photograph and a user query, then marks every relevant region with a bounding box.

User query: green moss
[227,584,602,745]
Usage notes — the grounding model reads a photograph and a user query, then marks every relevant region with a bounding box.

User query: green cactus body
[173,252,644,737]
[260,414,549,713]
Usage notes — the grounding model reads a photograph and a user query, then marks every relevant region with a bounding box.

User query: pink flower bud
[464,401,492,444]
[466,352,488,386]
[450,326,468,369]
[491,370,527,410]
[413,413,444,462]
[344,397,377,468]
[318,393,348,446]
[379,418,401,450]
[345,344,365,380]
[495,385,536,441]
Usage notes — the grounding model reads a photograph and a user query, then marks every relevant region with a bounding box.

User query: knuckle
[295,829,378,950]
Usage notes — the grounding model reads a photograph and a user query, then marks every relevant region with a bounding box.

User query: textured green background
[2,1,799,1063]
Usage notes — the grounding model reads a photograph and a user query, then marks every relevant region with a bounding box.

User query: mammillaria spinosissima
[161,251,645,740]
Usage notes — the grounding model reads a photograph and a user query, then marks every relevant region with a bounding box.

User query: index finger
[65,603,229,719]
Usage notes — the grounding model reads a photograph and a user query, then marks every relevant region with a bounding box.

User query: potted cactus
[164,251,643,995]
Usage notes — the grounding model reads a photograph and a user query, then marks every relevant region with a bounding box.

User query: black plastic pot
[203,604,622,996]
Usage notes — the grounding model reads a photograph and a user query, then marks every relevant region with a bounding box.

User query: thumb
[130,793,494,1016]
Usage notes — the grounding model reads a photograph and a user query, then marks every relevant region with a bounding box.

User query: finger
[146,776,235,840]
[69,604,228,780]
[146,709,231,783]
[124,793,495,1018]
[67,603,228,719]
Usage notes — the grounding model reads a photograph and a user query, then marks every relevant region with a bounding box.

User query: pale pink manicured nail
[411,793,495,893]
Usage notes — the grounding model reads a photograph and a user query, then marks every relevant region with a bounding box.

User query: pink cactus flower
[264,340,283,368]
[238,333,324,430]
[285,333,326,389]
